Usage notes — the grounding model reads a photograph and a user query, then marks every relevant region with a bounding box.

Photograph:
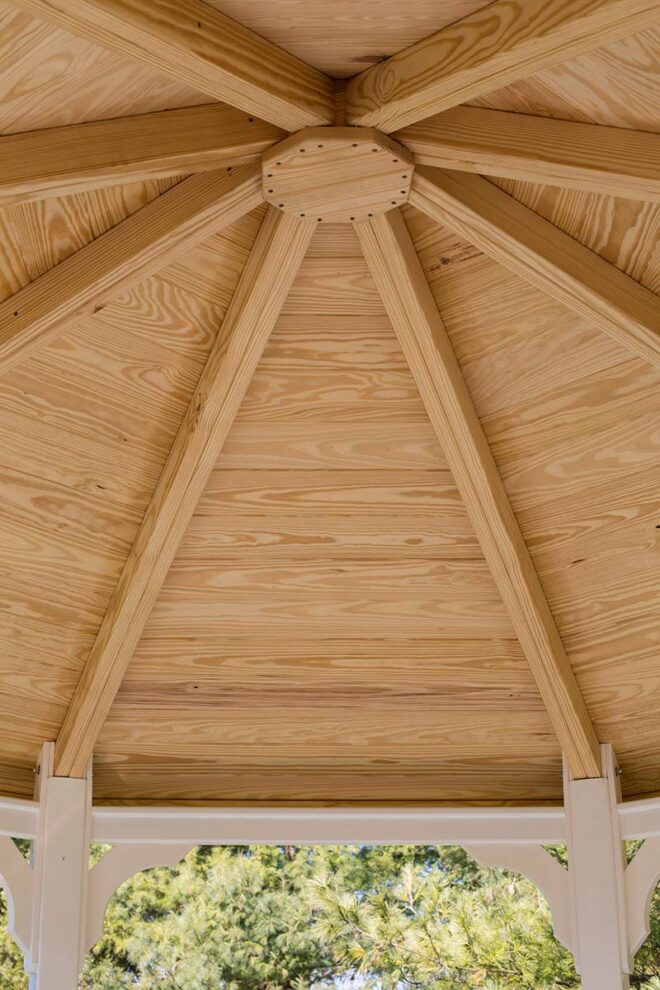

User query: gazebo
[0,0,659,986]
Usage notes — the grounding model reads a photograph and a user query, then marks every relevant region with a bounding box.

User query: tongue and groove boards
[94,224,561,804]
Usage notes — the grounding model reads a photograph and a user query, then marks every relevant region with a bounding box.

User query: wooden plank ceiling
[204,0,495,79]
[0,0,658,804]
[95,222,560,803]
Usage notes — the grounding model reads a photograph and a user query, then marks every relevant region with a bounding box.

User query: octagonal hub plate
[262,127,415,223]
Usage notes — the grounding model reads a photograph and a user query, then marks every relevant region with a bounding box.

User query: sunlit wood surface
[0,0,658,805]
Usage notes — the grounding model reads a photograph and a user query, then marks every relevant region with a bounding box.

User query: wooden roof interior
[0,0,658,805]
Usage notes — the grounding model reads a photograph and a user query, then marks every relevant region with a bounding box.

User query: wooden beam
[397,106,660,203]
[54,208,315,778]
[12,0,334,131]
[410,167,660,368]
[0,104,284,206]
[345,0,660,132]
[0,164,262,377]
[354,208,602,779]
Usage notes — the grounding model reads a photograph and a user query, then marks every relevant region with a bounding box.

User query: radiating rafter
[54,206,316,778]
[0,104,285,206]
[11,0,334,132]
[354,207,602,780]
[410,167,660,368]
[345,0,660,132]
[397,106,660,202]
[0,163,262,377]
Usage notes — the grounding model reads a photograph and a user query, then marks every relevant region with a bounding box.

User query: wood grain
[471,26,660,132]
[92,758,564,804]
[262,127,414,223]
[0,205,262,785]
[0,466,135,740]
[484,179,660,293]
[0,104,283,206]
[54,208,315,778]
[111,635,547,798]
[0,177,181,300]
[150,558,513,639]
[345,0,660,132]
[121,637,532,701]
[98,705,554,762]
[397,106,660,202]
[281,258,385,316]
[405,200,660,801]
[410,167,660,368]
[0,0,659,804]
[12,0,334,130]
[0,293,214,510]
[181,502,479,563]
[400,200,656,387]
[0,2,210,135]
[93,221,555,803]
[154,206,267,307]
[0,165,262,377]
[355,207,602,779]
[205,0,493,78]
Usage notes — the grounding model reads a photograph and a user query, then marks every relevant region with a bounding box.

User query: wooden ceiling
[0,0,658,805]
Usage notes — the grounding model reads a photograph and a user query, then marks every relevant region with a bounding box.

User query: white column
[564,744,630,989]
[28,743,91,990]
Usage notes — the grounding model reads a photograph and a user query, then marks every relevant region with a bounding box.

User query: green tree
[0,892,25,990]
[307,847,576,989]
[83,845,339,989]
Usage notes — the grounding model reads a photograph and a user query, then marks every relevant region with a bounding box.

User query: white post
[564,744,630,989]
[28,744,91,990]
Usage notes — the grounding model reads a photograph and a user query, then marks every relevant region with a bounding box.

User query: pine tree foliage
[0,843,659,987]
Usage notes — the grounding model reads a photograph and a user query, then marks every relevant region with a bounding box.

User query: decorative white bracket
[86,842,192,952]
[625,835,660,957]
[0,745,192,989]
[469,747,631,989]
[466,746,660,990]
[463,842,574,956]
[0,835,32,958]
